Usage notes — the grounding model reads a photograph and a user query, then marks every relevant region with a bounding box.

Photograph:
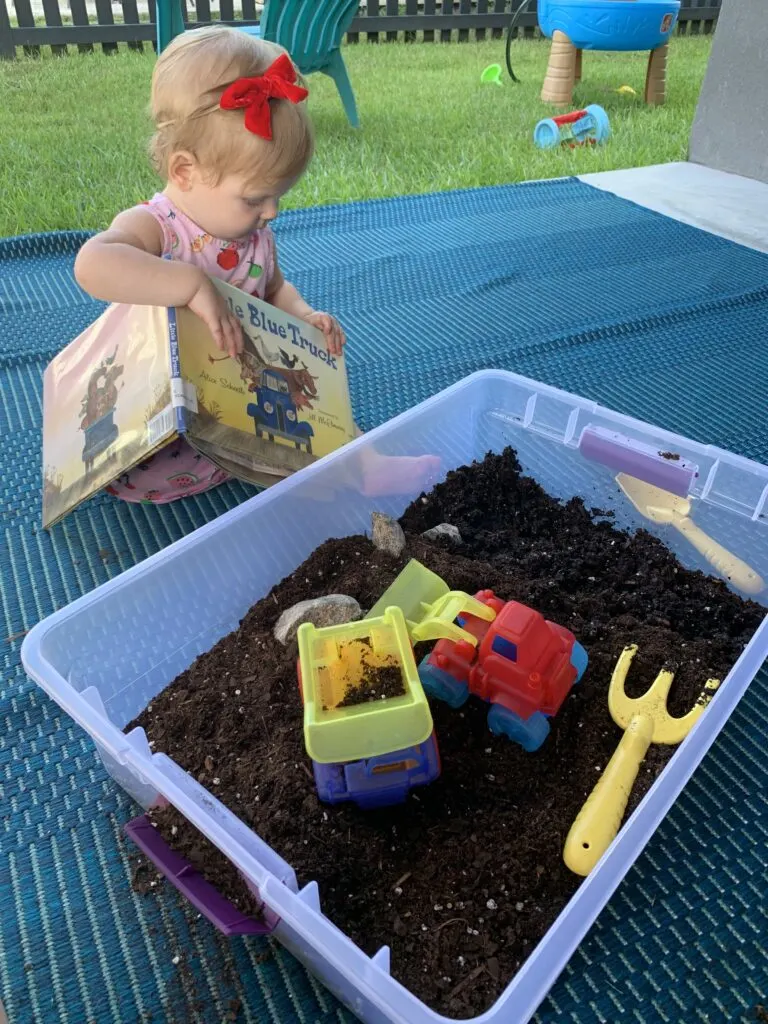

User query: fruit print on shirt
[217,243,240,271]
[139,193,274,302]
[192,233,213,254]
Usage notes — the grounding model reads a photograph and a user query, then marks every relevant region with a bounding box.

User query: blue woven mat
[1,177,767,1024]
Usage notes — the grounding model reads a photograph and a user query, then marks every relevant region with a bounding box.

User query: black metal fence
[0,0,722,60]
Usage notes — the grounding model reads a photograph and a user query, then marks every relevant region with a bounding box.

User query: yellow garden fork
[564,644,720,876]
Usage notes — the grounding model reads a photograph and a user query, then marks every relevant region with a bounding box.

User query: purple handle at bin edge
[578,427,696,498]
[124,815,275,936]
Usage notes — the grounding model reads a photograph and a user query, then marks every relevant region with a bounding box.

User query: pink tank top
[143,192,275,298]
[105,194,276,506]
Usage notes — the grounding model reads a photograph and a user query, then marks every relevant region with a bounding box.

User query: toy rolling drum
[534,104,610,149]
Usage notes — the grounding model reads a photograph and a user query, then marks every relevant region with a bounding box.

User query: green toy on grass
[480,64,504,86]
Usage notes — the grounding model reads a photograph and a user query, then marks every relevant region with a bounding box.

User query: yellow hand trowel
[617,473,764,596]
[564,644,720,876]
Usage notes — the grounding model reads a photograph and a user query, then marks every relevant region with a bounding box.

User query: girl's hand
[303,311,346,357]
[189,277,244,359]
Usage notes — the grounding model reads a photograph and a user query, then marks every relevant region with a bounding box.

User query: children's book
[42,278,356,529]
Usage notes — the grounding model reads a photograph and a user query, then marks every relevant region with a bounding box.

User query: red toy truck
[417,589,588,751]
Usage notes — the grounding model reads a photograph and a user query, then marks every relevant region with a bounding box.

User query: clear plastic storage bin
[22,371,768,1024]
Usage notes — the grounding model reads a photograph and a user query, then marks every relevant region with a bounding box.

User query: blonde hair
[150,26,314,186]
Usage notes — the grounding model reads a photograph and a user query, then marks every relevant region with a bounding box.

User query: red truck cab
[420,590,587,751]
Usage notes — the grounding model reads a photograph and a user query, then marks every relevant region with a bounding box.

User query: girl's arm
[74,208,243,357]
[265,248,346,356]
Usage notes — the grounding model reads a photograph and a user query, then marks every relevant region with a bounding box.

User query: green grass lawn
[0,35,712,237]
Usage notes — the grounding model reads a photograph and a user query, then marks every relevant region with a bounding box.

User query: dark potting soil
[337,651,406,708]
[128,449,764,1019]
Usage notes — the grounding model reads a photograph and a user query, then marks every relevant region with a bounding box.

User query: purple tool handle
[125,814,275,936]
[578,426,696,497]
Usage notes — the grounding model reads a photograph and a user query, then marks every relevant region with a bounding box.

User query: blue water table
[538,0,680,107]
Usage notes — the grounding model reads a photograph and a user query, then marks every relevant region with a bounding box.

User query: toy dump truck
[297,606,440,809]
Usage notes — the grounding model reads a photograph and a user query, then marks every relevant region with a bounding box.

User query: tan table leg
[645,42,669,105]
[541,30,577,105]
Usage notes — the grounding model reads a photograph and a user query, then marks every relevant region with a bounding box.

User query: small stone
[371,512,406,557]
[422,523,462,544]
[273,595,362,645]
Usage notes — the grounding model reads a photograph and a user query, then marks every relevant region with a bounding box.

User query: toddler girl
[75,26,438,503]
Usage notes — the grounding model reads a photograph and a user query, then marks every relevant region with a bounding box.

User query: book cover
[42,279,356,528]
[42,303,175,529]
[179,278,356,479]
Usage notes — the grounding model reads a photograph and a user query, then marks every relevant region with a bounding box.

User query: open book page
[178,278,356,485]
[183,436,289,490]
[42,303,175,528]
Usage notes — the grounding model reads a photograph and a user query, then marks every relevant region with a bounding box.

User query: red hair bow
[219,53,308,141]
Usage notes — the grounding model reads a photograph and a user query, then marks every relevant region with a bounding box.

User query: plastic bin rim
[18,367,768,1024]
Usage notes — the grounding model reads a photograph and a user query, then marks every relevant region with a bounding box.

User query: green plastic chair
[155,0,183,55]
[155,0,360,128]
[260,0,360,128]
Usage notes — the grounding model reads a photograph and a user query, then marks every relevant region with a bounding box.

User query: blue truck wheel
[313,761,347,804]
[487,704,550,752]
[570,641,589,684]
[418,656,470,708]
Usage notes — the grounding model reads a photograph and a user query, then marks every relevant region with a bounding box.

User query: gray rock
[274,595,362,646]
[422,523,462,544]
[371,511,406,558]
